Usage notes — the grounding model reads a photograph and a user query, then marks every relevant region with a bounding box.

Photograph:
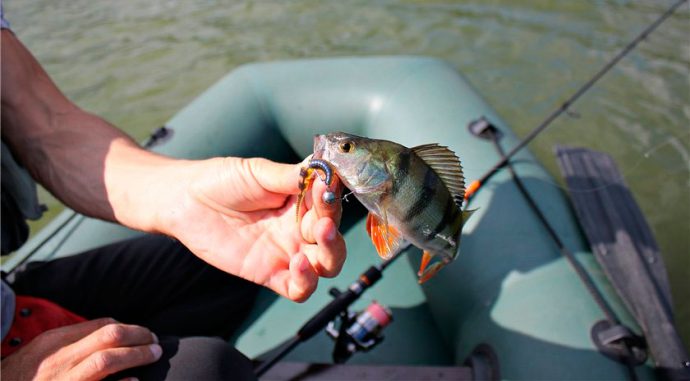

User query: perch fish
[300,132,474,283]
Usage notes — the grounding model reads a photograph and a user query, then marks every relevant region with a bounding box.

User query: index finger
[41,318,119,345]
[61,322,157,364]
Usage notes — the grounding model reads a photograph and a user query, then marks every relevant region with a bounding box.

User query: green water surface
[5,0,689,347]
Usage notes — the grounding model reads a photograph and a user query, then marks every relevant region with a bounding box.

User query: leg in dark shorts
[9,234,259,380]
[105,336,256,381]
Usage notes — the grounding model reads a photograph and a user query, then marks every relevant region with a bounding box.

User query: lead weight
[322,191,336,204]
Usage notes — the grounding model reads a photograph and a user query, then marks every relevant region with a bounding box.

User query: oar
[556,146,689,381]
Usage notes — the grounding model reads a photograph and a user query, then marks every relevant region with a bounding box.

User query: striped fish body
[375,146,463,259]
[312,132,473,283]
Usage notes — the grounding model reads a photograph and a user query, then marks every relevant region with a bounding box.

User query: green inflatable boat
[5,57,688,380]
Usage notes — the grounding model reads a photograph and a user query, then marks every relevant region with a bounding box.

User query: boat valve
[325,292,393,363]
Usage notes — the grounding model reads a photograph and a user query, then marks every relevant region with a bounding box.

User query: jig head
[297,159,337,222]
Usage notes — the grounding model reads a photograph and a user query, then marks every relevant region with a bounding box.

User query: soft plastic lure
[296,159,337,222]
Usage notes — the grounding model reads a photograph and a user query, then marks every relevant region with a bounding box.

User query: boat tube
[5,56,669,380]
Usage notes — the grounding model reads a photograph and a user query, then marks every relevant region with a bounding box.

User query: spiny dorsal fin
[411,144,465,205]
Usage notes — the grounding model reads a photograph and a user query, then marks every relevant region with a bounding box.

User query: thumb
[244,157,303,195]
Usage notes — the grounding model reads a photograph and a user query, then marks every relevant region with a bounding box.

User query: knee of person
[161,336,257,381]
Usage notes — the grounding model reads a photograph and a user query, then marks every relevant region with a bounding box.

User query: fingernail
[326,225,337,242]
[299,256,310,273]
[152,332,159,344]
[150,344,163,360]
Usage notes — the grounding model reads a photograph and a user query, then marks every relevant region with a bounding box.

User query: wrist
[144,157,226,238]
[104,142,202,235]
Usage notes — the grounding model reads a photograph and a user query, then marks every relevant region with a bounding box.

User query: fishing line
[642,130,690,163]
[460,4,689,376]
[473,129,690,196]
[464,0,689,202]
[487,134,643,381]
[341,191,355,202]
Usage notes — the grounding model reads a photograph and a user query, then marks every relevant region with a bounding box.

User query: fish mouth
[312,134,327,160]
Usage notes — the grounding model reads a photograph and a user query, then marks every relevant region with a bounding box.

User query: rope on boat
[5,212,81,276]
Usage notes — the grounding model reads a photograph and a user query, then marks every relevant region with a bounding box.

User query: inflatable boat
[5,56,687,380]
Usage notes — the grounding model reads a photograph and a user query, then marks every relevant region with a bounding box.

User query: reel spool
[326,298,393,363]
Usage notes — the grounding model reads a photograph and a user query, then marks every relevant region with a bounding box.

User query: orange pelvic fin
[366,212,403,260]
[417,262,446,284]
[418,251,448,283]
[417,251,449,283]
[418,251,433,278]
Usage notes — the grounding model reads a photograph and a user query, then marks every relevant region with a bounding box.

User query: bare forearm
[1,29,186,232]
[4,108,182,230]
[3,106,129,219]
[1,30,348,303]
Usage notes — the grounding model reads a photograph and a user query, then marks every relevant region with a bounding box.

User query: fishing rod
[469,119,644,380]
[464,0,688,202]
[462,3,687,379]
[254,242,411,378]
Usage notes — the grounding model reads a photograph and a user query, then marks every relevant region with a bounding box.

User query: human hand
[1,29,336,301]
[0,318,161,381]
[158,156,346,302]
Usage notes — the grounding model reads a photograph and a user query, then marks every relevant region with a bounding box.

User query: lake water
[5,0,689,346]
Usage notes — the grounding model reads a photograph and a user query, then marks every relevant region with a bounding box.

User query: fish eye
[339,141,354,153]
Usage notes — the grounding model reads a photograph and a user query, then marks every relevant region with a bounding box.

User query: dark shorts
[8,234,259,380]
